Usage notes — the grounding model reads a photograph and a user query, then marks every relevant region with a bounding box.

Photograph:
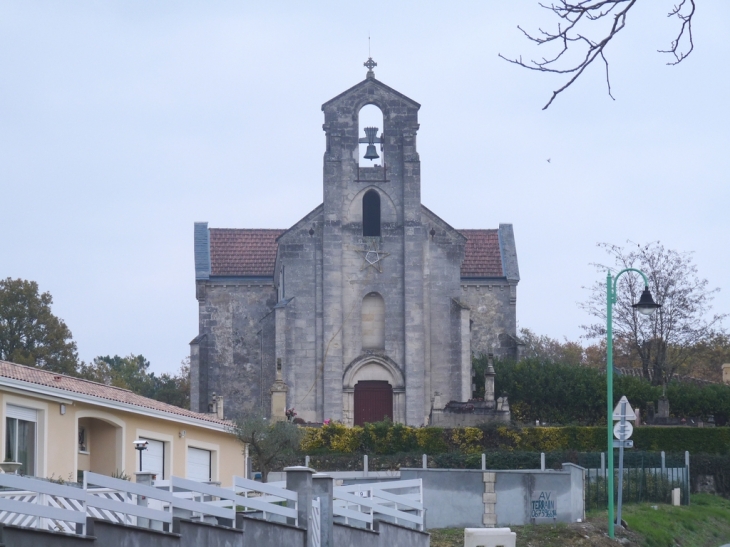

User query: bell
[364,144,380,160]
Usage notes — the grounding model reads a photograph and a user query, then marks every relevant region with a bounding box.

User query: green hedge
[300,420,730,456]
[480,357,730,426]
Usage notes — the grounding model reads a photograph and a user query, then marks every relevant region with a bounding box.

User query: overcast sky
[2,2,728,375]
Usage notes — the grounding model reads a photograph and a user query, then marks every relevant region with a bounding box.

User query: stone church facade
[190,63,520,426]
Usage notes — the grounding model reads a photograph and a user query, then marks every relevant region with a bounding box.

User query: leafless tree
[581,241,726,388]
[500,1,696,109]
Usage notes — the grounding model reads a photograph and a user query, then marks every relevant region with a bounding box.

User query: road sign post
[613,396,635,528]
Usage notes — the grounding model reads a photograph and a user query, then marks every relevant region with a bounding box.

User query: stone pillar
[312,474,334,547]
[482,472,497,527]
[722,364,730,385]
[484,353,496,406]
[270,359,289,422]
[135,472,156,529]
[285,466,315,544]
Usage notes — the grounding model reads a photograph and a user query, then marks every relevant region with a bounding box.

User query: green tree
[80,355,191,409]
[151,359,191,409]
[0,278,79,374]
[80,354,156,396]
[582,241,727,388]
[232,412,303,482]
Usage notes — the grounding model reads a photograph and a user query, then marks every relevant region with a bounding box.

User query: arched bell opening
[357,104,384,167]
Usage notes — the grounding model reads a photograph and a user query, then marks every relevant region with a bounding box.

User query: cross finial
[364,57,377,79]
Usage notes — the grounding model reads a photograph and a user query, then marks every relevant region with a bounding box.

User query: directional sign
[612,396,636,421]
[613,440,634,449]
[613,420,634,441]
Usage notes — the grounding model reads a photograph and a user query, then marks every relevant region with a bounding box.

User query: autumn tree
[501,0,697,109]
[0,278,79,374]
[581,241,726,387]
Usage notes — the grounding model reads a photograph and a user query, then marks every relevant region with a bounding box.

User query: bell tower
[320,60,427,425]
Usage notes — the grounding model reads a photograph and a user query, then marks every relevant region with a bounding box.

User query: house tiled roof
[0,360,228,427]
[206,227,503,278]
[458,229,503,278]
[209,229,285,277]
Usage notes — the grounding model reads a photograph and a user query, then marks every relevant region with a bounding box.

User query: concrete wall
[88,518,180,547]
[334,523,380,547]
[174,518,243,547]
[401,466,584,529]
[377,521,430,547]
[401,469,485,529]
[238,514,305,547]
[0,524,95,547]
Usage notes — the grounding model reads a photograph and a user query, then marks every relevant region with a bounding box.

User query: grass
[622,494,730,547]
[430,494,730,547]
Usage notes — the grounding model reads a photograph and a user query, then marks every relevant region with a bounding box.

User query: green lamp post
[606,269,660,538]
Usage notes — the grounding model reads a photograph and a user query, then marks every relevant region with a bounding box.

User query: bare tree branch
[500,1,696,109]
[658,0,696,64]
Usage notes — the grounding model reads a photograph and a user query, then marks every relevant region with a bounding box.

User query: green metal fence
[584,451,690,510]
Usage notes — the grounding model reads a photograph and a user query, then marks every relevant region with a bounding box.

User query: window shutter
[6,404,38,422]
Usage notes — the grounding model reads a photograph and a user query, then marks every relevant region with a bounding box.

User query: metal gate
[311,496,321,547]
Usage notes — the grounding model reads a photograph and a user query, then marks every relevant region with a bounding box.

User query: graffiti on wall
[530,490,556,519]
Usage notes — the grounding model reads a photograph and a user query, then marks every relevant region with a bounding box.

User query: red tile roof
[0,360,228,427]
[458,229,503,278]
[207,228,503,278]
[209,229,285,277]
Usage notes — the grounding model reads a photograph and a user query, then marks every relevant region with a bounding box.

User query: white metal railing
[333,479,424,530]
[311,497,321,547]
[0,474,87,534]
[232,476,298,525]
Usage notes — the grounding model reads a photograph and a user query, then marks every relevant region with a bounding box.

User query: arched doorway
[354,381,393,425]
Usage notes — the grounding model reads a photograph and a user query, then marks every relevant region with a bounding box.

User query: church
[190,60,520,427]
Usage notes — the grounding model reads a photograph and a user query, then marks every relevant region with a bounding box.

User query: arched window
[362,190,381,237]
[361,292,385,350]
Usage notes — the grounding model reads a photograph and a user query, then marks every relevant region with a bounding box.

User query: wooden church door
[354,380,393,425]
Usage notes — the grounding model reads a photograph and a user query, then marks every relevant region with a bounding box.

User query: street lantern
[605,270,660,538]
[632,286,661,316]
[133,439,148,472]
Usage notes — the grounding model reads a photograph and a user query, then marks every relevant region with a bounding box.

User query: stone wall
[193,280,277,418]
[460,280,517,359]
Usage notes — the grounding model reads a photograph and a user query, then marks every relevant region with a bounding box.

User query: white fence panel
[333,479,424,530]
[233,476,298,523]
[84,471,174,526]
[0,474,87,533]
[169,476,236,521]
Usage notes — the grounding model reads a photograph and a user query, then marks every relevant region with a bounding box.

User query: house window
[362,190,381,237]
[78,426,88,452]
[5,405,37,476]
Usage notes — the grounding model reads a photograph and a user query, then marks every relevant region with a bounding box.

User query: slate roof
[459,229,503,278]
[207,227,503,278]
[0,360,229,427]
[209,229,285,277]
